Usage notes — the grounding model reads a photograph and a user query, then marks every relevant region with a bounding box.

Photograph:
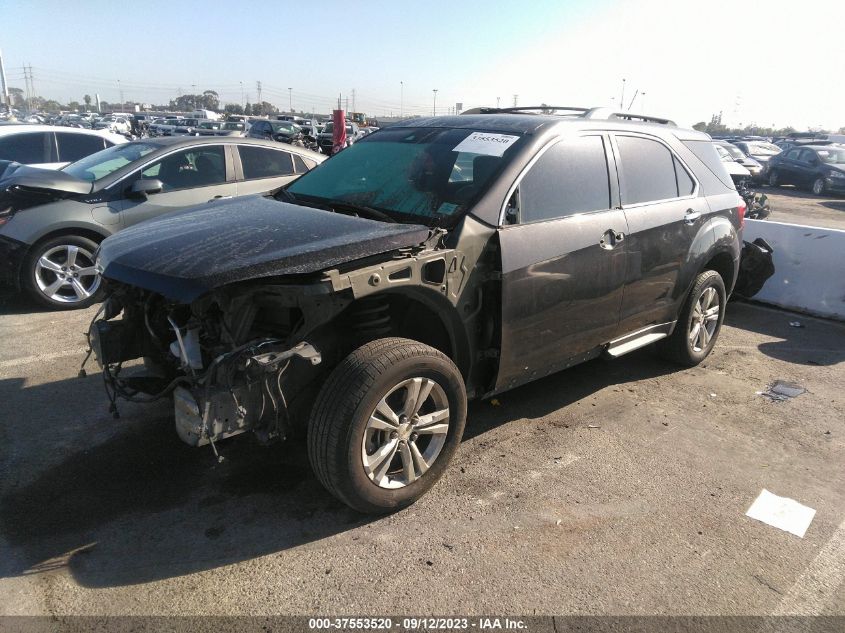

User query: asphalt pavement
[0,295,842,617]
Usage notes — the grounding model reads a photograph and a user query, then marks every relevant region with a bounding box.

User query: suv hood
[97,195,431,302]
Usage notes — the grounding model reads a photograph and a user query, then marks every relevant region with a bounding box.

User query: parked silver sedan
[0,136,324,308]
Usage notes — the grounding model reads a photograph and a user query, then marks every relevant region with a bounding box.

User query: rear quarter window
[616,135,678,204]
[682,140,735,189]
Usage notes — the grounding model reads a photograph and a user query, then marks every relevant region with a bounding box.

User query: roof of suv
[393,112,710,141]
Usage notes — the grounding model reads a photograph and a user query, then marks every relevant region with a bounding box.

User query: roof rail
[582,108,676,126]
[461,105,676,127]
[461,106,589,116]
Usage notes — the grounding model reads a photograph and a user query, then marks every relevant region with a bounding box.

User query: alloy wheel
[812,178,825,195]
[361,377,450,489]
[689,286,720,353]
[34,244,100,304]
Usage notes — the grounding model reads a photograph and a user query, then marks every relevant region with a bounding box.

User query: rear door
[115,144,236,227]
[496,134,628,391]
[611,133,708,333]
[793,149,818,186]
[234,144,301,195]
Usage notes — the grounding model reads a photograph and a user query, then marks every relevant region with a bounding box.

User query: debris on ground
[587,424,600,429]
[789,321,804,328]
[490,398,501,407]
[745,489,816,538]
[758,380,806,401]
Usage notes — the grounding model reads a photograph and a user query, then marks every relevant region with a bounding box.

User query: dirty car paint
[97,196,431,302]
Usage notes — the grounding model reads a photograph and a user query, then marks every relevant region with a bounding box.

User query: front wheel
[308,338,467,513]
[657,270,727,366]
[811,177,826,196]
[23,235,103,309]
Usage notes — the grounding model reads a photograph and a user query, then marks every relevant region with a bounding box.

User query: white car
[94,117,131,135]
[0,125,127,170]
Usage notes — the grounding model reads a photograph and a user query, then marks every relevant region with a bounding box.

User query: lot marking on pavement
[0,347,88,371]
[772,517,845,615]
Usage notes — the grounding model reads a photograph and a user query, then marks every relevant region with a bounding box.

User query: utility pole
[640,91,646,113]
[620,78,626,110]
[240,81,244,108]
[496,96,500,108]
[256,81,262,113]
[118,79,124,108]
[345,96,349,112]
[432,89,438,116]
[351,88,356,113]
[337,93,342,110]
[0,50,10,113]
[400,81,404,118]
[513,94,518,107]
[288,87,292,113]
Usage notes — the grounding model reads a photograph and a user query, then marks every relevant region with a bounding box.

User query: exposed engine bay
[86,281,352,451]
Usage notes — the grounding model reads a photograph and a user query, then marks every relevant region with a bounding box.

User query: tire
[767,170,780,187]
[23,235,103,310]
[811,177,826,196]
[308,337,467,514]
[657,270,727,367]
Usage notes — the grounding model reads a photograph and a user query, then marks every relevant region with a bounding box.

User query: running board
[604,322,675,358]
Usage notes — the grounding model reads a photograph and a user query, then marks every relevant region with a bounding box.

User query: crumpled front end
[86,280,347,449]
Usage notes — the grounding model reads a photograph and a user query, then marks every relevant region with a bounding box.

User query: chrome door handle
[684,209,701,224]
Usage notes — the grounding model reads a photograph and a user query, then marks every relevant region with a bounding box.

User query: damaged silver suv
[88,107,745,513]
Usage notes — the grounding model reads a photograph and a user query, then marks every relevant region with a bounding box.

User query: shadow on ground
[0,343,680,588]
[729,300,845,366]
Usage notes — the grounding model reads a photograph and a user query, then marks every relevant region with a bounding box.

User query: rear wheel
[308,338,467,513]
[811,177,826,196]
[23,235,103,309]
[657,270,726,367]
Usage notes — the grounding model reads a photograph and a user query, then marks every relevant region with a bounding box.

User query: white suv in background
[0,125,127,170]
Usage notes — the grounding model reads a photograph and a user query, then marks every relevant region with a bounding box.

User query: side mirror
[128,178,163,200]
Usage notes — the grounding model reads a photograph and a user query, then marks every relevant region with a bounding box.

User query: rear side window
[518,136,610,223]
[292,154,309,173]
[238,146,295,179]
[616,136,678,204]
[0,132,50,164]
[57,133,107,163]
[682,139,734,189]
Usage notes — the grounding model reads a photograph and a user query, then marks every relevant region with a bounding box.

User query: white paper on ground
[452,132,519,157]
[746,489,816,538]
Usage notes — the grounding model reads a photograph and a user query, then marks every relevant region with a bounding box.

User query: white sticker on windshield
[452,133,519,157]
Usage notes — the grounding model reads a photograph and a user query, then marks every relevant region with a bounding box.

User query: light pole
[117,79,123,107]
[400,81,404,118]
[496,96,500,108]
[432,89,438,116]
[288,87,292,113]
[640,91,646,112]
[240,81,244,109]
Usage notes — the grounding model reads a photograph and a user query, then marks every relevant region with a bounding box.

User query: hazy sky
[2,0,843,129]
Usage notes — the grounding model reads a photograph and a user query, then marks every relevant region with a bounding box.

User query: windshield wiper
[327,200,397,223]
[290,194,396,223]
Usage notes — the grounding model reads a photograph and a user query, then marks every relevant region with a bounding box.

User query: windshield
[714,145,732,161]
[63,142,159,181]
[287,126,525,227]
[746,142,781,155]
[719,143,745,160]
[816,148,845,164]
[270,121,299,133]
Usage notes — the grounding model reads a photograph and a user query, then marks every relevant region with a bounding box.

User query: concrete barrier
[742,219,845,320]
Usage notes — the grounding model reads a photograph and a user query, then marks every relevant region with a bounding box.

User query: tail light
[737,200,747,229]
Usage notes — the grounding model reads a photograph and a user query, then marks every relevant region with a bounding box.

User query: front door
[496,134,628,392]
[117,144,236,227]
